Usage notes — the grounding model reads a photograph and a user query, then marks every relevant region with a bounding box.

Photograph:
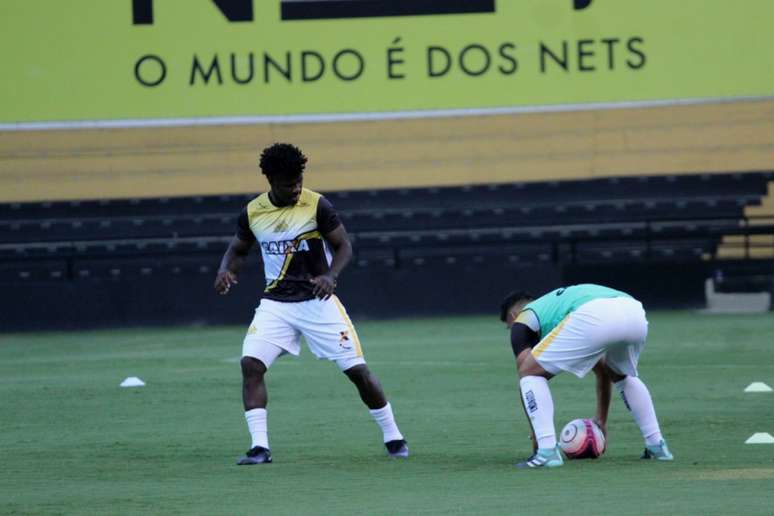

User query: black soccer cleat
[385,439,409,458]
[237,446,273,465]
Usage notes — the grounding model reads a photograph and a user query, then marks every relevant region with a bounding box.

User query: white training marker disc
[120,376,146,387]
[744,382,773,393]
[745,433,774,444]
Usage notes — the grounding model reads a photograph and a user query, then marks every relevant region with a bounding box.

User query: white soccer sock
[615,376,663,446]
[519,376,557,450]
[245,408,269,450]
[369,402,404,443]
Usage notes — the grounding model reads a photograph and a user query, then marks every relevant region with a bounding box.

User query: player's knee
[604,364,627,383]
[518,359,547,379]
[343,364,370,385]
[240,356,267,379]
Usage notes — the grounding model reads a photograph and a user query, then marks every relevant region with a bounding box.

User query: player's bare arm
[510,322,538,371]
[592,359,612,437]
[310,224,352,300]
[215,235,254,295]
[510,323,552,379]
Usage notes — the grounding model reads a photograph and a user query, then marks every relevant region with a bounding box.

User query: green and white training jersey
[523,284,632,338]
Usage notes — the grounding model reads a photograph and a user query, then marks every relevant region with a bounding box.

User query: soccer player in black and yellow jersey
[215,143,407,465]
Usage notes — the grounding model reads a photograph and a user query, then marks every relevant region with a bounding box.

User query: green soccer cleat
[641,440,674,461]
[516,446,564,469]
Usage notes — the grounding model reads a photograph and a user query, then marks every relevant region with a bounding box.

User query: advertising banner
[1,0,773,124]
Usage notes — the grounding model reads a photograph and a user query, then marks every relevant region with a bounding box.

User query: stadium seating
[1,171,773,330]
[1,172,773,280]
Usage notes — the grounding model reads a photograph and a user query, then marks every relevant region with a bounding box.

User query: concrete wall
[2,99,774,203]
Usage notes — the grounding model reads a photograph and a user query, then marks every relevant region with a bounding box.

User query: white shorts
[532,297,648,378]
[242,295,366,371]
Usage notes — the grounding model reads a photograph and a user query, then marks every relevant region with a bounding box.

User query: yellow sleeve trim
[515,309,534,325]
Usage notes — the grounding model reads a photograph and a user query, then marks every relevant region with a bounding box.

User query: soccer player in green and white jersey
[500,284,673,468]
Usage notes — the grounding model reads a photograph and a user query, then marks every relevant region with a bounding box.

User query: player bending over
[215,143,408,465]
[500,283,673,468]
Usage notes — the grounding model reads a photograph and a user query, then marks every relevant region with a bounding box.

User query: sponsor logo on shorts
[525,390,538,413]
[339,330,352,350]
[246,325,257,335]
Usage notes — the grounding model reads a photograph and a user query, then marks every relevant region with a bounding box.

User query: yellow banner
[1,0,773,124]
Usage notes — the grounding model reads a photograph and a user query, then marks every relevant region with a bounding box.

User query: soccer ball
[559,418,606,459]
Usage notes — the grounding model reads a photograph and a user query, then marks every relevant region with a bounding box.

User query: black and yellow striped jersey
[236,188,341,302]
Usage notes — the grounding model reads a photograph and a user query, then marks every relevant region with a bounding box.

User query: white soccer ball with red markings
[559,418,606,459]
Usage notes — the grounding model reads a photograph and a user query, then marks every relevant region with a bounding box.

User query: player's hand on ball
[215,270,238,295]
[593,418,608,439]
[310,273,337,300]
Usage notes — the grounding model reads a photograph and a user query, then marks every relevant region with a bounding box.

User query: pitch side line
[1,96,773,132]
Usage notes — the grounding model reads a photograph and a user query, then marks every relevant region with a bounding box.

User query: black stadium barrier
[1,172,773,331]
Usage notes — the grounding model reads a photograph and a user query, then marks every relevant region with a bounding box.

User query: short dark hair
[259,143,308,179]
[499,291,535,322]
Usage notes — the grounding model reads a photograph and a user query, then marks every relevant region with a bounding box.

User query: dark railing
[1,213,772,284]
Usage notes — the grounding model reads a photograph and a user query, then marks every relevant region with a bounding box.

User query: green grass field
[2,312,773,515]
